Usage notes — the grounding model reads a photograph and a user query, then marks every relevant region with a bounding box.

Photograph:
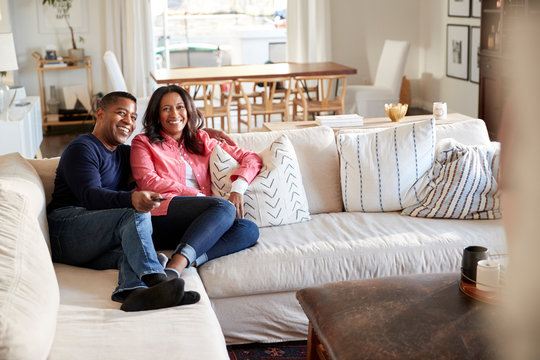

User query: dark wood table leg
[307,322,329,360]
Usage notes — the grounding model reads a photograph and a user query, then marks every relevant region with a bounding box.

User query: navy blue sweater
[48,134,134,212]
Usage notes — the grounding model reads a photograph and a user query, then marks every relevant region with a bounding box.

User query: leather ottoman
[296,273,499,360]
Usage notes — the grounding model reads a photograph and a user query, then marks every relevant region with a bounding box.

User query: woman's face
[159,91,188,140]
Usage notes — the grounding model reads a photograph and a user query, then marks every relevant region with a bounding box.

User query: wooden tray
[459,279,499,304]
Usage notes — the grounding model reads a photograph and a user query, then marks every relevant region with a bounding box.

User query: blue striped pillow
[402,139,501,219]
[337,119,435,212]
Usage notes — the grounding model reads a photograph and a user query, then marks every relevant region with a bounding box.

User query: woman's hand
[228,192,244,218]
[203,128,237,146]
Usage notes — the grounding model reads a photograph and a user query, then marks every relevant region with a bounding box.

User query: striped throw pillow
[402,139,501,219]
[337,119,435,212]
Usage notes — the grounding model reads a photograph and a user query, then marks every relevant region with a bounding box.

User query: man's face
[94,97,137,150]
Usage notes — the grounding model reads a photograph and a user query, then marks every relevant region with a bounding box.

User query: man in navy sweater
[47,91,201,311]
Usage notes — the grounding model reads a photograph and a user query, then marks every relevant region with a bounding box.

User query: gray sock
[157,253,169,268]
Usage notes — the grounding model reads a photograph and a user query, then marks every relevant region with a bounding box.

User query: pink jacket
[131,130,262,216]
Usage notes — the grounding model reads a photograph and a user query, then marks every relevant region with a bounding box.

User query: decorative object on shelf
[470,26,480,83]
[433,102,448,120]
[45,48,57,60]
[0,33,19,122]
[446,24,470,81]
[40,0,87,59]
[384,103,408,122]
[448,0,471,17]
[63,85,91,111]
[46,86,60,114]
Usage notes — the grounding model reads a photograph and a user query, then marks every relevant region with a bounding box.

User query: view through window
[151,0,287,69]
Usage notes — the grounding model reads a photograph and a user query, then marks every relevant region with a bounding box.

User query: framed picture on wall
[470,26,480,83]
[448,0,471,17]
[447,24,470,80]
[471,0,481,18]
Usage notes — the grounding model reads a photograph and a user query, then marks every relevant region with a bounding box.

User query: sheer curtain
[105,0,155,97]
[286,0,332,62]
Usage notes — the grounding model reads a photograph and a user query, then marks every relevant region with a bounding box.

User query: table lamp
[0,33,19,122]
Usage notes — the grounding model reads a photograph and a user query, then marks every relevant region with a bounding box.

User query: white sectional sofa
[0,117,506,359]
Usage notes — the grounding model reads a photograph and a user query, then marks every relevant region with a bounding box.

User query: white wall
[0,0,10,32]
[330,0,481,117]
[1,0,14,85]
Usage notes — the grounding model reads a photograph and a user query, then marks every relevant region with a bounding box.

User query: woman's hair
[143,85,204,155]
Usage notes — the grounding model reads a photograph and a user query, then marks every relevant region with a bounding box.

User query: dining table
[150,61,357,84]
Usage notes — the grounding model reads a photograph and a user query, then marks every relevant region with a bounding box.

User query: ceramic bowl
[384,103,408,122]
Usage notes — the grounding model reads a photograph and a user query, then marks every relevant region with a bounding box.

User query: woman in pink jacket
[131,85,262,276]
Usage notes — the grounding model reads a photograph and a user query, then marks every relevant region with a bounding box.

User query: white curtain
[286,0,332,62]
[105,0,155,97]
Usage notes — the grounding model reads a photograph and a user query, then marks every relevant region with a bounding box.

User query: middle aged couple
[47,85,262,311]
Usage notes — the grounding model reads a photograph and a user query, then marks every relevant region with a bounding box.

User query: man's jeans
[47,206,165,300]
[151,196,259,267]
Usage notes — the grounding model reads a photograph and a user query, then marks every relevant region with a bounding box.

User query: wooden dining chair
[292,75,347,121]
[236,77,292,132]
[182,80,234,133]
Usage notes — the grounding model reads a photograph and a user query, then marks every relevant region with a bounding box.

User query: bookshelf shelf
[36,56,95,132]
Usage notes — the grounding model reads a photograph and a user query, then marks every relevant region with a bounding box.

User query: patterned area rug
[227,341,307,360]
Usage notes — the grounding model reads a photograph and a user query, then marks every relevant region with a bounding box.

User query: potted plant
[42,0,85,59]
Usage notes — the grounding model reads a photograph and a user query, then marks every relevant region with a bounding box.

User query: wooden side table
[296,273,499,360]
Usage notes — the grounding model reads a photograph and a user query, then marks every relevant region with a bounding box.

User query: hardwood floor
[39,108,430,158]
[40,124,94,158]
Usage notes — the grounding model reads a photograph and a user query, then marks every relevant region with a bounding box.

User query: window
[151,0,287,69]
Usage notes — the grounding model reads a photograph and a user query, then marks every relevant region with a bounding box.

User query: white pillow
[435,119,491,145]
[228,126,342,214]
[337,119,435,212]
[402,139,501,219]
[210,134,311,227]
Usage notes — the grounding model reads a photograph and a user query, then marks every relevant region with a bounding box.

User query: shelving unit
[36,56,95,132]
[478,0,539,140]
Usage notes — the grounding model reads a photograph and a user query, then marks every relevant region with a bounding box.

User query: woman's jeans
[151,196,259,267]
[47,206,165,300]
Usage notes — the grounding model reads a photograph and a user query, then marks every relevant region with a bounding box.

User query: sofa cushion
[198,211,506,299]
[435,119,491,145]
[27,156,60,206]
[50,265,229,359]
[337,119,435,212]
[402,139,501,219]
[0,153,59,360]
[228,126,342,214]
[210,135,311,227]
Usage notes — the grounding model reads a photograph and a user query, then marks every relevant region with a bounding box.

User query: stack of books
[43,62,67,68]
[315,114,364,127]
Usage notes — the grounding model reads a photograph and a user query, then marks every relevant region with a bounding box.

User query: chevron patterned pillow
[210,134,311,227]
